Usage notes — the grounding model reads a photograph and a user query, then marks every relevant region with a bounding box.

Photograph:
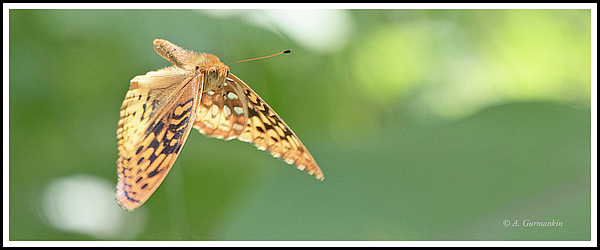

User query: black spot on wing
[263,122,274,131]
[171,98,194,120]
[141,103,148,121]
[124,191,140,202]
[247,107,260,118]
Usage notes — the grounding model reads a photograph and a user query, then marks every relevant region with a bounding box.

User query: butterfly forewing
[116,67,202,211]
[193,74,324,181]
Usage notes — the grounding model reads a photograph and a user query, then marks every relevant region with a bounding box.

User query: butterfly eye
[195,66,200,70]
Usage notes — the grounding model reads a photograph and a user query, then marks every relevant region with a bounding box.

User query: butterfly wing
[116,66,202,211]
[194,78,247,141]
[194,73,324,181]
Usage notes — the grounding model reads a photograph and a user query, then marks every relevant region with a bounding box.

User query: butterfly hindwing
[116,67,202,211]
[194,79,247,141]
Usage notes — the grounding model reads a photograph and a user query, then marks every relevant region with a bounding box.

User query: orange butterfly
[116,39,324,211]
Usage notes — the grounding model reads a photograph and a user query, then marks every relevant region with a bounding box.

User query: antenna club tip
[284,50,292,54]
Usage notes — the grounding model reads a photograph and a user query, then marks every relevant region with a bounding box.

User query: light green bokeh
[348,10,590,120]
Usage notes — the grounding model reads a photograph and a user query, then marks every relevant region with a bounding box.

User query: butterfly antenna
[227,50,291,66]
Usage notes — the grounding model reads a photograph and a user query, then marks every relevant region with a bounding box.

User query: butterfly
[116,39,324,211]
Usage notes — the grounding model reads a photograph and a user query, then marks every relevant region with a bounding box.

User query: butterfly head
[192,54,230,90]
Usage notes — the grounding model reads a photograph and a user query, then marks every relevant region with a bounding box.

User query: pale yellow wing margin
[193,73,324,181]
[116,66,202,211]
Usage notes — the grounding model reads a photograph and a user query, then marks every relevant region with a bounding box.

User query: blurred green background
[8,9,592,241]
